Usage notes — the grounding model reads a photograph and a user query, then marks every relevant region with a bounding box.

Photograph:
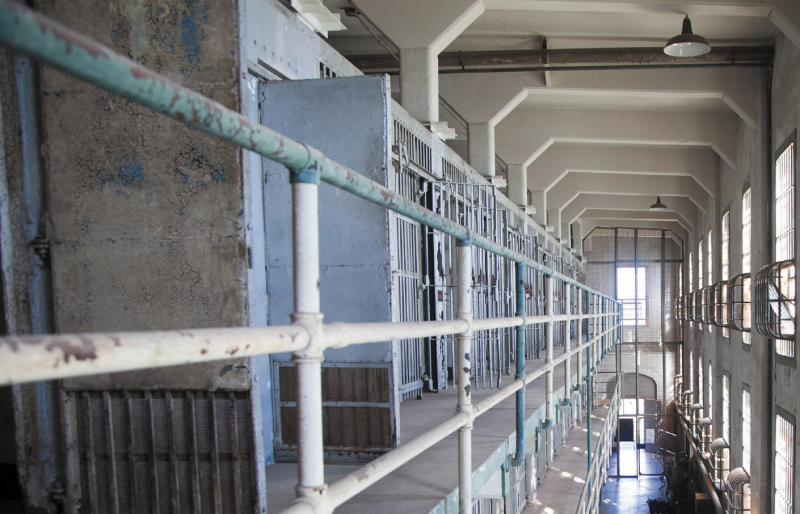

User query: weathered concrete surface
[33,0,247,375]
[37,0,245,336]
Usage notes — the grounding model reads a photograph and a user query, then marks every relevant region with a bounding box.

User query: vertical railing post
[456,242,473,514]
[289,175,327,507]
[564,284,571,397]
[545,276,555,462]
[513,261,526,466]
[577,290,583,410]
[587,293,593,470]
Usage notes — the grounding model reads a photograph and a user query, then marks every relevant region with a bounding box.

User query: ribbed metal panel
[74,390,254,514]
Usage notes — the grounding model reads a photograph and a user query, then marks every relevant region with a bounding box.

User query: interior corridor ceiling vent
[650,197,668,211]
[664,15,711,57]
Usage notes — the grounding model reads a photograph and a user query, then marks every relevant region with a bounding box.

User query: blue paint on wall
[180,0,209,77]
[117,156,144,187]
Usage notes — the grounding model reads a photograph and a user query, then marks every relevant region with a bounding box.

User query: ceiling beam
[346,45,773,70]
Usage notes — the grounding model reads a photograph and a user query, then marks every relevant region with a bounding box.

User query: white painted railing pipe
[577,291,583,399]
[0,312,619,385]
[291,181,327,506]
[456,244,473,514]
[545,277,555,464]
[279,323,620,514]
[564,285,571,395]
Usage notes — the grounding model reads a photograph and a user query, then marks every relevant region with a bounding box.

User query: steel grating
[74,390,254,514]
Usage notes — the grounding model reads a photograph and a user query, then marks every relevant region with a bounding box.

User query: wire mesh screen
[584,227,684,478]
[75,390,254,514]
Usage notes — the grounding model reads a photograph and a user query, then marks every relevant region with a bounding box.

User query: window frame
[774,133,797,365]
[775,406,796,514]
[722,210,730,338]
[742,384,751,475]
[743,186,752,345]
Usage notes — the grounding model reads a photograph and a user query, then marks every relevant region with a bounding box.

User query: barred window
[699,241,704,331]
[775,412,795,514]
[708,230,713,289]
[775,142,795,262]
[743,189,752,345]
[723,212,730,338]
[707,362,713,421]
[742,388,751,474]
[775,138,796,358]
[698,355,704,408]
[723,373,730,444]
[689,252,694,328]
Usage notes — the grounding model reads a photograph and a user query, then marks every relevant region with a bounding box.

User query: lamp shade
[650,196,668,211]
[664,16,711,57]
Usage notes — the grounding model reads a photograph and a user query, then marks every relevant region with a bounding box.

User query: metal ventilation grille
[75,390,254,514]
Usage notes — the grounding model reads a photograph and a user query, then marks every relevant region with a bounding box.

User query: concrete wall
[683,58,774,512]
[771,30,800,514]
[37,0,246,335]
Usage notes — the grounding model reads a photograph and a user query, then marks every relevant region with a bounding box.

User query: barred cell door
[390,148,427,401]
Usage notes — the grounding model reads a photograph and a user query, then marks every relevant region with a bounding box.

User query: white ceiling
[517,88,731,113]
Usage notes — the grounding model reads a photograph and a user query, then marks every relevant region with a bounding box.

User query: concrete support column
[571,221,583,257]
[400,47,438,124]
[531,190,546,226]
[468,122,495,178]
[560,221,571,247]
[547,208,559,236]
[506,163,527,206]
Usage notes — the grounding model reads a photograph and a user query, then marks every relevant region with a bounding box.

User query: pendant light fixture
[650,196,668,211]
[664,15,711,57]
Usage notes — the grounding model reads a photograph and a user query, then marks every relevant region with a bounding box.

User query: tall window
[689,350,694,397]
[699,240,704,331]
[743,189,752,345]
[618,267,646,325]
[708,230,714,333]
[708,230,713,287]
[689,252,694,328]
[720,210,731,337]
[775,411,795,514]
[698,355,704,409]
[775,140,795,262]
[742,388,751,474]
[699,240,704,289]
[723,373,731,444]
[708,363,713,421]
[775,139,796,358]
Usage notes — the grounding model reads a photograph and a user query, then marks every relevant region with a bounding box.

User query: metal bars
[0,5,623,514]
[575,375,621,514]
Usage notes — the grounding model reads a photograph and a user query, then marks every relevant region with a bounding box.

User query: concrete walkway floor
[524,406,609,514]
[264,350,589,513]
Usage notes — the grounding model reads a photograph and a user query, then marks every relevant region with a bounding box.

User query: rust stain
[465,384,471,397]
[43,20,107,58]
[201,348,208,354]
[229,347,239,355]
[462,367,469,374]
[46,338,97,363]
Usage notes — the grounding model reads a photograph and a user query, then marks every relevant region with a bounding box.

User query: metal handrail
[0,4,622,514]
[575,373,621,514]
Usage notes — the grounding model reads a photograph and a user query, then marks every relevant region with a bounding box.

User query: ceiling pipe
[347,45,773,72]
